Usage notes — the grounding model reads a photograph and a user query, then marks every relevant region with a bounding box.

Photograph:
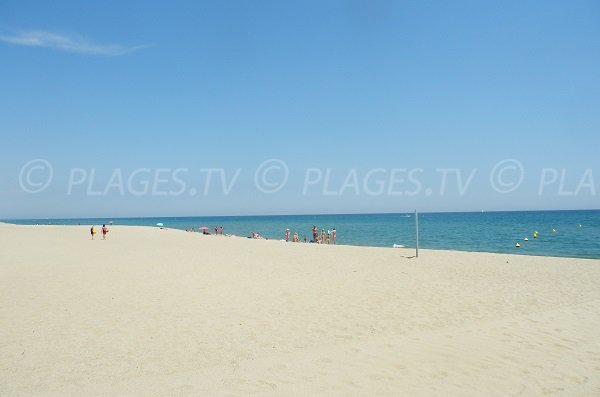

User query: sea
[5,210,600,259]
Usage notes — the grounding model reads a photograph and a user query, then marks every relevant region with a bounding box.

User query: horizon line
[3,208,599,221]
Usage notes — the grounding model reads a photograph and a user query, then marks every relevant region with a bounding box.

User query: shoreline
[2,221,598,261]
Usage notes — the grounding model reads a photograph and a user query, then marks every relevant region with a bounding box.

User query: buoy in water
[524,237,529,241]
[515,243,521,248]
[552,228,556,233]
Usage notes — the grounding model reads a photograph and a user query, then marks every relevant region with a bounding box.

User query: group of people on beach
[184,225,337,243]
[90,225,109,240]
[90,222,334,244]
[185,226,224,235]
[284,226,336,244]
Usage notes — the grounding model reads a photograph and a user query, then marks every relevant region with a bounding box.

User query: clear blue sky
[1,0,599,218]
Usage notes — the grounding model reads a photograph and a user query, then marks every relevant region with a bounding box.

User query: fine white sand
[1,223,599,396]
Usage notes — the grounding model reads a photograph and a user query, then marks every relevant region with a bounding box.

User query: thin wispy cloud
[0,30,149,56]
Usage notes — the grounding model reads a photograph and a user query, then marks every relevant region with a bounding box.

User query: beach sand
[1,222,599,396]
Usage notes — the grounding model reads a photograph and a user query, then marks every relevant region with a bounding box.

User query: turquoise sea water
[5,210,600,259]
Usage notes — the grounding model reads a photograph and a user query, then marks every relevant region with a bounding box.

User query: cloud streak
[0,30,149,56]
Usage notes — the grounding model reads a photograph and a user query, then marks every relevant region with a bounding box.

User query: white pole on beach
[415,209,419,258]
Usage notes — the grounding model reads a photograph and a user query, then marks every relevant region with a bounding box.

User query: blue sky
[1,0,599,218]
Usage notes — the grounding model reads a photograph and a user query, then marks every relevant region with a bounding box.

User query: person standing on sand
[332,228,337,244]
[285,228,290,242]
[293,231,299,242]
[219,226,223,235]
[90,226,96,240]
[321,229,325,244]
[102,224,109,240]
[312,225,318,242]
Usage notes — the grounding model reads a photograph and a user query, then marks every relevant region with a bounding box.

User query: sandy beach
[1,222,599,396]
